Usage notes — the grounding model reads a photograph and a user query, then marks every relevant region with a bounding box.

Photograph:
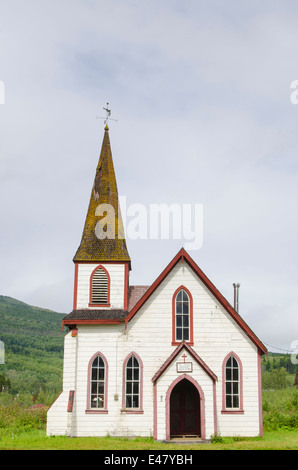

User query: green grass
[0,387,298,450]
[0,429,298,450]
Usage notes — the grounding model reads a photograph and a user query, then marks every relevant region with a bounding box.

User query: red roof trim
[126,248,267,355]
[152,341,217,384]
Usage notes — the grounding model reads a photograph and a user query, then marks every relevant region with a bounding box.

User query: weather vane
[97,102,118,126]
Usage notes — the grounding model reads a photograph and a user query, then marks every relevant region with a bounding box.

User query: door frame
[165,374,205,440]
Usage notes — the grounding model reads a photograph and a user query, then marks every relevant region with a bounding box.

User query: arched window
[89,265,110,306]
[222,353,243,413]
[86,352,108,412]
[172,287,193,345]
[175,289,190,341]
[225,355,239,408]
[123,353,143,413]
[125,355,140,408]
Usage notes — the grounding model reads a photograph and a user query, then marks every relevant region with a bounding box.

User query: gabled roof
[126,248,267,355]
[73,126,131,265]
[152,341,217,384]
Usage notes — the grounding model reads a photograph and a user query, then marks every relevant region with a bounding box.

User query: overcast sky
[1,0,298,354]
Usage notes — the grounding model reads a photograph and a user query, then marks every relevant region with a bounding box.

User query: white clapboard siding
[47,260,261,439]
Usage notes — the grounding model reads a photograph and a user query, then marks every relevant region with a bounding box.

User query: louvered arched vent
[91,267,108,304]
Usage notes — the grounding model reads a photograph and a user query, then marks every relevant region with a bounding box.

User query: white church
[47,123,267,441]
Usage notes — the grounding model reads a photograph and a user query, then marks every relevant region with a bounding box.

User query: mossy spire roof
[73,126,131,265]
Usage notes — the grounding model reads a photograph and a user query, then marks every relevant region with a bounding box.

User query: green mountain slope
[0,296,65,395]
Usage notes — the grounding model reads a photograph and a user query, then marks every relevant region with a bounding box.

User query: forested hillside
[0,296,65,396]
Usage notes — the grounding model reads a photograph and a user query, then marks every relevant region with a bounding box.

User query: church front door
[169,378,201,438]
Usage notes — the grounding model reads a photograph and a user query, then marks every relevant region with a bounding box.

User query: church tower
[66,125,131,326]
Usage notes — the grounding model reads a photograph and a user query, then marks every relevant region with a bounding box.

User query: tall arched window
[175,289,189,341]
[225,355,239,408]
[126,355,140,408]
[172,287,193,345]
[91,354,105,408]
[86,352,108,412]
[222,353,243,413]
[123,353,143,413]
[89,265,110,306]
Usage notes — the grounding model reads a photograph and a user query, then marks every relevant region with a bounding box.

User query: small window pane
[133,396,139,407]
[183,302,189,314]
[127,357,133,367]
[226,395,232,408]
[176,291,183,302]
[182,329,189,340]
[126,396,132,408]
[182,290,188,301]
[233,396,239,408]
[176,328,182,341]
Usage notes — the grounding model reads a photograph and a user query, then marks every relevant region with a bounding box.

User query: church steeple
[73,125,131,265]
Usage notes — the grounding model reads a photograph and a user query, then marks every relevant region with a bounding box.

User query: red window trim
[88,264,111,307]
[171,285,194,346]
[85,351,109,413]
[221,352,244,414]
[121,352,144,413]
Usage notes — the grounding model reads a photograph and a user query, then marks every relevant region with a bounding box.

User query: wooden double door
[170,378,201,438]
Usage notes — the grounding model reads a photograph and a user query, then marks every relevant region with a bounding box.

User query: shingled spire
[73,125,131,265]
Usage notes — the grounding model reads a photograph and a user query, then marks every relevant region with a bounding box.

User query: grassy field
[0,387,297,450]
[0,391,297,450]
[0,429,298,450]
